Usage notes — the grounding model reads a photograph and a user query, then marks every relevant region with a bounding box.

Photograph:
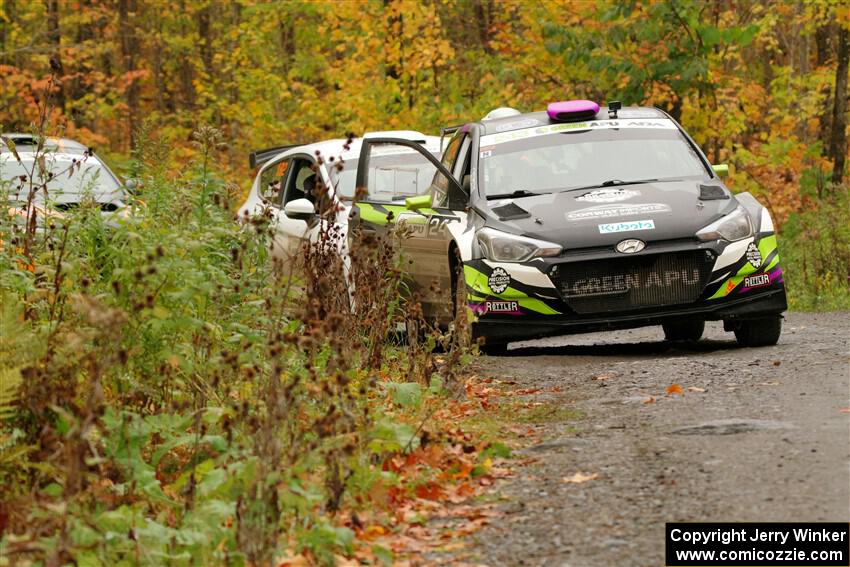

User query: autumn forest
[0,1,848,565]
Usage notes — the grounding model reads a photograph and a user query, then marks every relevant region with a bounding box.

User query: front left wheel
[733,316,782,347]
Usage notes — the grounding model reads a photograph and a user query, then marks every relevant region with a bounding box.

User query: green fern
[0,366,21,421]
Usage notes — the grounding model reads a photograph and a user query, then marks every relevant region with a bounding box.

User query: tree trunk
[473,0,493,55]
[118,0,140,150]
[44,0,67,112]
[817,23,835,150]
[829,26,848,185]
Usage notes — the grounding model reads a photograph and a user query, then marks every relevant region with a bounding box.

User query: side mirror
[283,198,316,220]
[405,194,432,210]
[712,164,729,178]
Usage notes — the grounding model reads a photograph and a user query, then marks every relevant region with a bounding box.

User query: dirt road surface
[463,312,849,566]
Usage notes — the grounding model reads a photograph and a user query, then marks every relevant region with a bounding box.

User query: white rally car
[238,130,442,262]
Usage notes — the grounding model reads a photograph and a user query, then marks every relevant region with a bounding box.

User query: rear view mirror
[712,164,729,177]
[283,198,316,220]
[405,194,432,210]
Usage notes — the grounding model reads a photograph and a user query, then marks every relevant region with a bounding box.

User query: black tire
[479,342,509,356]
[449,248,472,351]
[733,316,782,347]
[662,319,705,342]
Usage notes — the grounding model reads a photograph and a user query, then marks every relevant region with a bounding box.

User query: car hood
[488,180,737,249]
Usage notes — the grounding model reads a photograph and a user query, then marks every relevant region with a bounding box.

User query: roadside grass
[780,186,850,311]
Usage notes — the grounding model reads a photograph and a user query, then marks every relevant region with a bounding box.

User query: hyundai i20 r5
[345,101,786,353]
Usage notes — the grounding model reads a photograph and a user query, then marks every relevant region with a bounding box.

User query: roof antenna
[607,100,622,119]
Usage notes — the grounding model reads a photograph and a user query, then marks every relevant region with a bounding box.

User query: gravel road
[464,312,849,567]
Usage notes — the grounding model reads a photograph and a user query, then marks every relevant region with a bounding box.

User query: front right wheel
[733,316,782,347]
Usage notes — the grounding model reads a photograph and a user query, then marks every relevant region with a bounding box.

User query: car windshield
[479,119,708,198]
[0,154,124,205]
[328,149,441,201]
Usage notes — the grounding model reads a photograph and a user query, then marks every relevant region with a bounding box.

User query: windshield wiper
[561,178,669,193]
[486,189,546,200]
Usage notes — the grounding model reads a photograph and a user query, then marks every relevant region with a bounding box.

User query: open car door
[352,138,466,321]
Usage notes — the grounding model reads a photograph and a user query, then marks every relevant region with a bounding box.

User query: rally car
[343,101,786,353]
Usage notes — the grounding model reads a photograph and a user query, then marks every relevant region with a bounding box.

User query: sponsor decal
[485,300,520,313]
[725,280,737,294]
[479,149,493,158]
[567,203,671,221]
[488,267,511,294]
[576,188,640,203]
[481,118,678,145]
[495,118,540,132]
[743,273,770,288]
[615,238,646,254]
[598,219,655,234]
[746,242,762,269]
[564,269,702,297]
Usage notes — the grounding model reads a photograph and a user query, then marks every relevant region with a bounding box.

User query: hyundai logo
[616,238,646,254]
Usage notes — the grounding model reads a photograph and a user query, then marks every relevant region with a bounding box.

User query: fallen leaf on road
[642,396,656,404]
[593,374,614,381]
[687,386,706,392]
[562,472,599,483]
[757,381,780,386]
[666,384,684,395]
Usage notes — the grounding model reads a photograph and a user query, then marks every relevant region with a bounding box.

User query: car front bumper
[464,233,787,344]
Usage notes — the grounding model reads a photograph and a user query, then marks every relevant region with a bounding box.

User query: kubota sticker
[598,220,655,234]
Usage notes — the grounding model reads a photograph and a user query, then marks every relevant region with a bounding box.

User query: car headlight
[695,205,753,242]
[477,227,562,262]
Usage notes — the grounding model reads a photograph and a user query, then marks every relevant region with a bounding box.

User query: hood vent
[491,202,531,221]
[698,184,729,200]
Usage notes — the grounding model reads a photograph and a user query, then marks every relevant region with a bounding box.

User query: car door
[353,138,466,320]
[273,155,321,261]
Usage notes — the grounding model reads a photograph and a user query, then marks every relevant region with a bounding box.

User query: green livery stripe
[358,203,434,226]
[463,264,561,315]
[758,235,777,258]
[710,235,781,299]
[709,275,745,299]
[358,203,392,225]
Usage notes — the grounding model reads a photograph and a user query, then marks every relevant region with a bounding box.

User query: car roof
[1,133,90,154]
[475,106,670,136]
[258,131,442,171]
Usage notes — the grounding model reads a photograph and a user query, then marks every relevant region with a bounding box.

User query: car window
[283,158,317,205]
[478,121,707,197]
[432,133,466,208]
[329,149,438,203]
[259,159,289,206]
[1,154,124,204]
[440,132,464,172]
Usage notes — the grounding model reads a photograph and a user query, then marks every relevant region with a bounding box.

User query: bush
[0,125,470,565]
[780,186,850,311]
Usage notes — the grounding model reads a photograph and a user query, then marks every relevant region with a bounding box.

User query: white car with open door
[238,131,443,265]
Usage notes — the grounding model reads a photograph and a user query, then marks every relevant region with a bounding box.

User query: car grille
[549,250,715,314]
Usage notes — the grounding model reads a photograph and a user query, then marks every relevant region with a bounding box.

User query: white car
[238,131,442,262]
[1,134,130,224]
